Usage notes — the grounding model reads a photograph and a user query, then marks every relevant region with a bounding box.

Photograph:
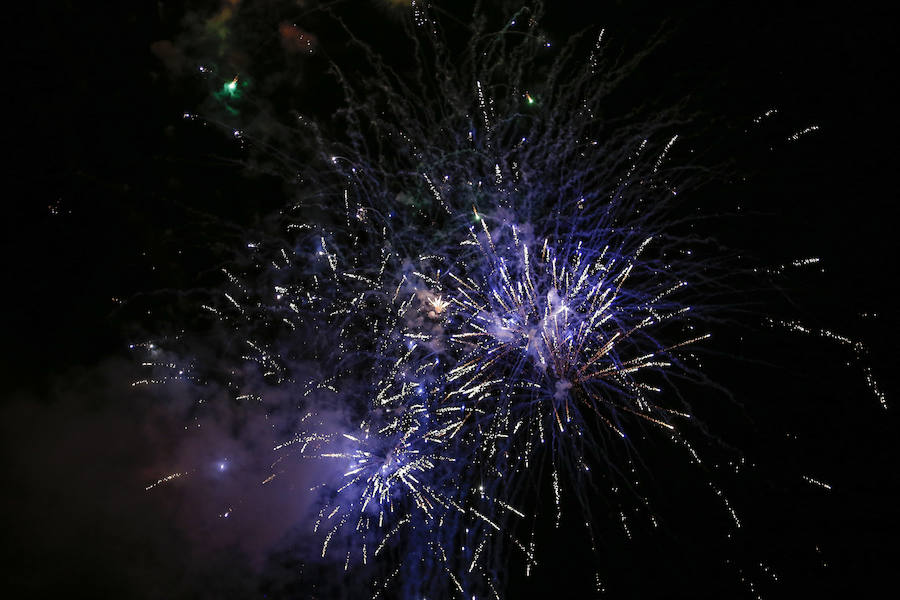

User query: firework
[136,2,884,598]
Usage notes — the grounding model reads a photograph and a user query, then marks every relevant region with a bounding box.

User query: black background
[4,1,897,598]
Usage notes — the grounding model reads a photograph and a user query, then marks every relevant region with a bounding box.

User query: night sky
[4,1,898,598]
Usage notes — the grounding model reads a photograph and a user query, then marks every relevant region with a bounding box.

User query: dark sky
[4,1,898,598]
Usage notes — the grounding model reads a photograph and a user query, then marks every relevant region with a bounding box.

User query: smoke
[0,355,350,598]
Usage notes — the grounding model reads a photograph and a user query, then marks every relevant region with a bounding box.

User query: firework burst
[135,1,886,598]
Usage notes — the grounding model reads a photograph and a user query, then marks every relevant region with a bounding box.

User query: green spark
[223,76,240,98]
[213,74,249,115]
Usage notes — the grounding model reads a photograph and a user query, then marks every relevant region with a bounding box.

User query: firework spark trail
[135,2,886,598]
